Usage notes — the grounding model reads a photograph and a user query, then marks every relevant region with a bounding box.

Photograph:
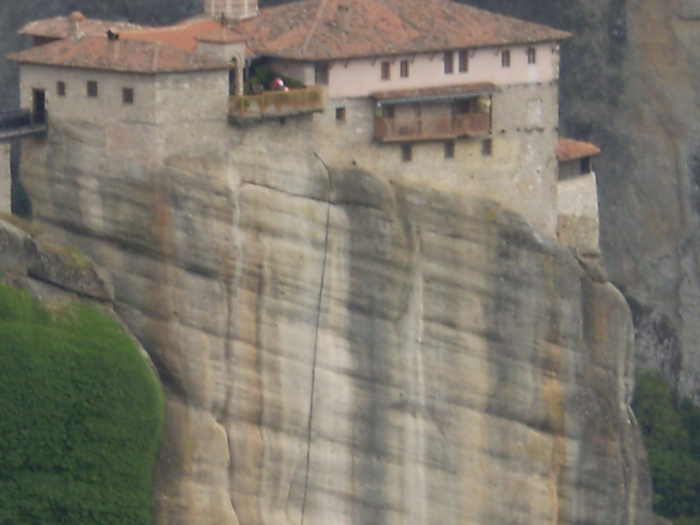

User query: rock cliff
[464,0,700,409]
[17,118,652,524]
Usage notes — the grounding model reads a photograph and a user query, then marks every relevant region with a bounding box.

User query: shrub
[0,285,163,525]
[633,370,700,522]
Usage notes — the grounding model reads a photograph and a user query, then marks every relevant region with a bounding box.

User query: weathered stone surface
[19,120,652,524]
[0,215,113,301]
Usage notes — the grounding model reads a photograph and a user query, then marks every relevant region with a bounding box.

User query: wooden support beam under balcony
[229,86,324,123]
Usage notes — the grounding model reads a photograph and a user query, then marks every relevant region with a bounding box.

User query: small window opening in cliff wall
[482,138,493,156]
[444,141,455,159]
[459,50,469,73]
[381,61,391,81]
[444,51,454,74]
[315,64,329,85]
[122,88,134,104]
[57,81,66,97]
[501,50,511,68]
[527,47,536,64]
[87,81,98,98]
[401,143,413,162]
[580,156,591,174]
[335,107,346,123]
[400,60,410,78]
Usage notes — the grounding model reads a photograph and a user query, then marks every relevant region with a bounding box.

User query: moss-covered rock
[0,284,163,525]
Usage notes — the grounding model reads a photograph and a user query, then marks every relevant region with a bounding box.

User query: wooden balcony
[229,87,324,123]
[373,112,490,143]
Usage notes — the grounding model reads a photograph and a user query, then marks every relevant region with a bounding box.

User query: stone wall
[313,80,560,235]
[0,143,9,213]
[557,171,600,253]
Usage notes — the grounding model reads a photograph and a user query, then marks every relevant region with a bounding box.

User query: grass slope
[0,285,163,524]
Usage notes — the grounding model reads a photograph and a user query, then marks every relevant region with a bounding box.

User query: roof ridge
[301,0,329,55]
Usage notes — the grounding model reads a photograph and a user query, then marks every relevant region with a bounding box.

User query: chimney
[69,11,85,39]
[203,0,258,21]
[107,30,120,62]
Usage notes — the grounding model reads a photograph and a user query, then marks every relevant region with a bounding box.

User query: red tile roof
[19,12,146,39]
[234,0,570,61]
[557,138,601,162]
[13,0,569,71]
[5,36,229,74]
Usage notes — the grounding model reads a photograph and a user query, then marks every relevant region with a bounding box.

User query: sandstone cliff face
[19,120,651,524]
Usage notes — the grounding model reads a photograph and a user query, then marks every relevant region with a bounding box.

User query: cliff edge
[14,120,652,524]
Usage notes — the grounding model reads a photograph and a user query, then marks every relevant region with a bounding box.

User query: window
[400,60,410,78]
[458,50,469,73]
[122,87,134,104]
[501,50,511,68]
[444,141,455,159]
[381,61,391,81]
[401,143,413,162]
[444,51,454,74]
[57,81,66,96]
[527,47,537,64]
[335,107,346,123]
[580,156,592,174]
[87,80,98,97]
[482,139,493,156]
[315,64,329,85]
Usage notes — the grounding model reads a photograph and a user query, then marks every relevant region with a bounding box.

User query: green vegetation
[632,370,700,524]
[0,285,163,525]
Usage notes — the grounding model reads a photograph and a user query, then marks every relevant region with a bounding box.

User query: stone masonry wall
[557,171,600,253]
[0,143,9,214]
[314,80,560,235]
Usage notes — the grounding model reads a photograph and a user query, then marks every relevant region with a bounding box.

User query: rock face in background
[18,116,652,523]
[459,0,700,404]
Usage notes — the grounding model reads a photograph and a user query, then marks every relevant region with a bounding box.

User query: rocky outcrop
[18,118,652,524]
[0,214,113,301]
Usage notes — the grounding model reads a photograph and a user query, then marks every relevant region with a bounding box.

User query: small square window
[444,51,454,74]
[401,143,413,162]
[87,80,98,97]
[501,50,511,68]
[527,47,537,64]
[482,138,493,156]
[444,141,455,159]
[400,60,409,78]
[315,64,329,85]
[57,81,66,97]
[381,61,391,81]
[580,156,591,174]
[458,50,469,73]
[122,87,134,104]
[335,107,346,123]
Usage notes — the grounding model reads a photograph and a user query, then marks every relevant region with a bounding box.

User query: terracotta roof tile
[19,13,146,39]
[234,0,570,60]
[119,17,223,52]
[5,36,229,74]
[557,138,601,162]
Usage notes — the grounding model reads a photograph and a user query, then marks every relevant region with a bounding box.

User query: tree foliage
[0,285,163,525]
[632,370,700,522]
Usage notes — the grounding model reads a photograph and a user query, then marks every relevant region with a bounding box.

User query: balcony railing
[229,87,324,122]
[0,108,48,142]
[373,112,490,143]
